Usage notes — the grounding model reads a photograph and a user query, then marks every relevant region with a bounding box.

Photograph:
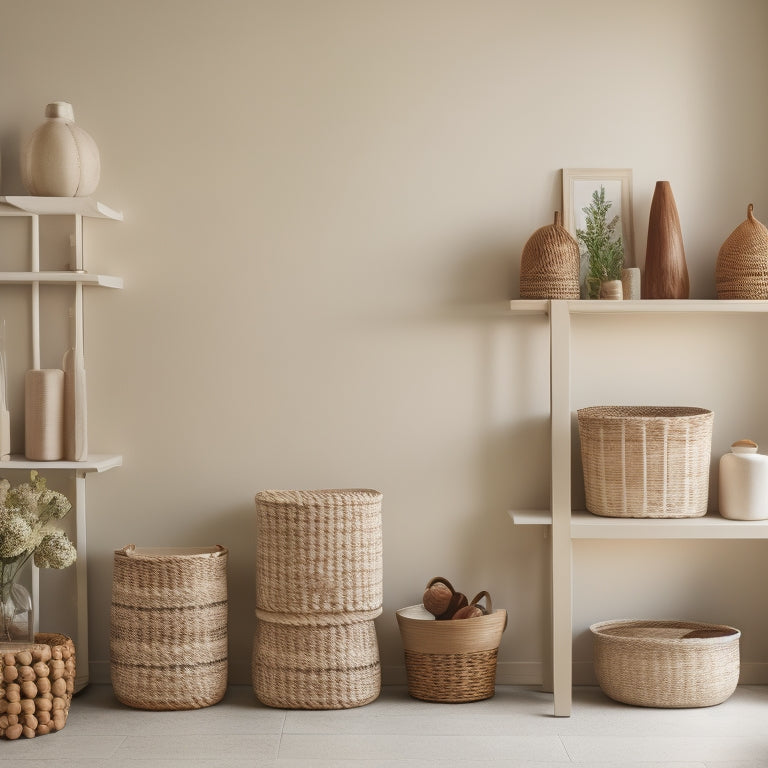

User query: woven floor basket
[111,545,228,710]
[519,212,581,299]
[716,204,768,299]
[255,489,383,617]
[577,406,713,518]
[0,633,75,739]
[591,620,740,708]
[396,604,507,703]
[252,615,381,709]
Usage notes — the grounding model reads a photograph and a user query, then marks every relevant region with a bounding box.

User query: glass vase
[1,562,34,643]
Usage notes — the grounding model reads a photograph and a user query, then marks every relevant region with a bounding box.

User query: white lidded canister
[719,439,768,520]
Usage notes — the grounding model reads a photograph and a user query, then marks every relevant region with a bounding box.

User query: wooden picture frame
[562,168,635,268]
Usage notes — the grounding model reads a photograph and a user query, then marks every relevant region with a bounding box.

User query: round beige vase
[21,102,100,197]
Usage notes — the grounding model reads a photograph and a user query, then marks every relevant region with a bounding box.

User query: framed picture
[562,168,635,269]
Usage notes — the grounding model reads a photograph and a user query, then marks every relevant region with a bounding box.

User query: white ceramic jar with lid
[719,439,768,520]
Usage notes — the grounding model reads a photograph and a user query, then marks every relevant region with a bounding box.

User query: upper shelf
[0,272,123,288]
[510,299,768,315]
[0,196,123,221]
[0,454,122,473]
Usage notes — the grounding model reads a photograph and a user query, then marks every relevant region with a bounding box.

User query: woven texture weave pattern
[591,619,740,708]
[578,406,713,518]
[110,545,228,711]
[255,489,383,617]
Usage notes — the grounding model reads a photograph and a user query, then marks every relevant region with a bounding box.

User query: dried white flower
[33,530,77,569]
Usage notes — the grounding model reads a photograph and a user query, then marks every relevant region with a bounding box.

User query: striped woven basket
[577,406,713,518]
[110,545,228,710]
[255,489,383,617]
[591,619,740,708]
[252,613,381,709]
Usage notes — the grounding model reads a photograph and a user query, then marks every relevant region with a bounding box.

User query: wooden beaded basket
[591,619,740,708]
[110,545,228,710]
[577,406,713,518]
[0,633,75,739]
[396,599,507,703]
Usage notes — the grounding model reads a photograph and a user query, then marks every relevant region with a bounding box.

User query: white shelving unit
[0,196,123,691]
[509,298,768,717]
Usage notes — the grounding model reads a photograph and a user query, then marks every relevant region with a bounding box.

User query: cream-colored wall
[1,0,767,685]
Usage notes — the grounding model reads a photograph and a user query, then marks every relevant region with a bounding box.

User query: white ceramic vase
[21,102,100,197]
[719,439,768,520]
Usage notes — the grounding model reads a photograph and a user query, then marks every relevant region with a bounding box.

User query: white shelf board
[571,509,768,538]
[509,508,768,539]
[0,454,122,473]
[510,299,768,315]
[509,509,552,525]
[0,271,123,288]
[0,196,123,220]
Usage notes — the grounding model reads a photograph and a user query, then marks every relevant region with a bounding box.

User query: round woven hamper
[252,613,381,709]
[577,406,713,518]
[254,489,383,616]
[396,604,507,703]
[716,204,768,299]
[0,633,75,739]
[110,545,228,710]
[519,212,581,299]
[591,620,740,708]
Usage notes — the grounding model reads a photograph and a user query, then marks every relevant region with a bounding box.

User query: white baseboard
[90,659,768,688]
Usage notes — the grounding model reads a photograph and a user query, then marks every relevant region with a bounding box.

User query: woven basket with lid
[519,212,580,299]
[716,204,768,299]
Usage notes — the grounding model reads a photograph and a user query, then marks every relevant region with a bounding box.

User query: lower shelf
[509,509,768,539]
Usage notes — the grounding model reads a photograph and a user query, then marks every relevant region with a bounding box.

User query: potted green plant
[577,186,625,299]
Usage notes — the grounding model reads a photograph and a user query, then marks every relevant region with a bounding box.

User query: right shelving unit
[509,298,768,717]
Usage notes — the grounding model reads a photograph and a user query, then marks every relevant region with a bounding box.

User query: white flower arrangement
[0,471,76,570]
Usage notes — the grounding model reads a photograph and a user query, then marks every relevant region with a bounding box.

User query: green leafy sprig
[576,186,625,295]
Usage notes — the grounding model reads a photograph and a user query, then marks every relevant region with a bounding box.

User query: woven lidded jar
[716,204,768,299]
[519,212,580,299]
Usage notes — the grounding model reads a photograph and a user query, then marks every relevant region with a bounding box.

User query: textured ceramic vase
[642,181,689,299]
[21,102,100,197]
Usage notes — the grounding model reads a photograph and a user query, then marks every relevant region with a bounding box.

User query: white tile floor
[3,684,768,767]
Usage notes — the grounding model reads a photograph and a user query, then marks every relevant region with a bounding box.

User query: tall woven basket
[591,620,740,708]
[111,545,228,710]
[396,602,507,703]
[577,406,713,518]
[716,204,768,299]
[255,488,383,617]
[519,212,580,299]
[252,613,381,709]
[253,488,383,709]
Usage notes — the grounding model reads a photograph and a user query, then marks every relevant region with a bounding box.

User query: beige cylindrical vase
[25,369,65,461]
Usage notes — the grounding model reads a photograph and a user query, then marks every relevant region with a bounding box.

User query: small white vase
[719,439,768,520]
[21,102,100,197]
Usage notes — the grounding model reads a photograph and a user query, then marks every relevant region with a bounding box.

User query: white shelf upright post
[550,300,572,717]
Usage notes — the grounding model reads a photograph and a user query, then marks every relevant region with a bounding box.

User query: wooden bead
[4,722,22,739]
[15,651,32,667]
[33,662,49,678]
[21,680,38,699]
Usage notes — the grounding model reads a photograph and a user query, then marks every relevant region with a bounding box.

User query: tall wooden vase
[642,181,689,299]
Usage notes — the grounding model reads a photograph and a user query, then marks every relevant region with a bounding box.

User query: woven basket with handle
[396,586,507,703]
